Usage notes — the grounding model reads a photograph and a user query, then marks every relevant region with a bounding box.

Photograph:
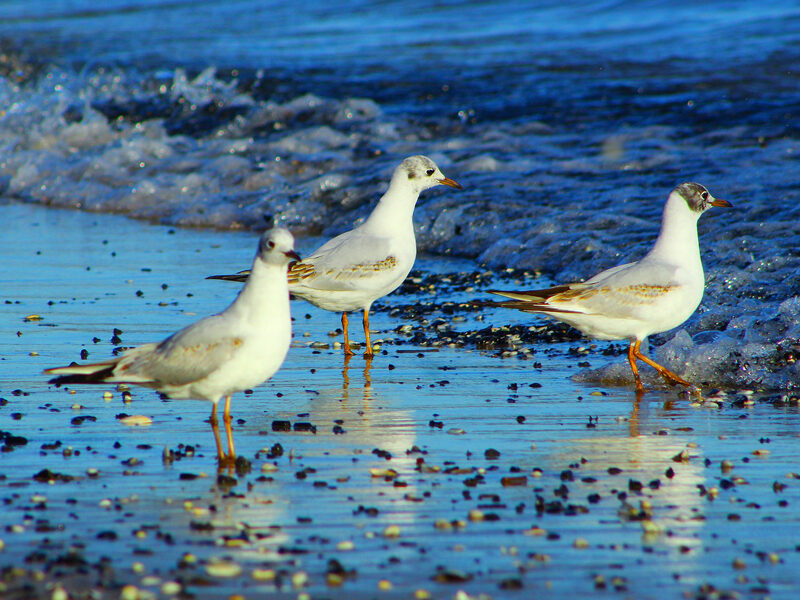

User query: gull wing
[289,230,402,292]
[117,316,244,386]
[488,261,685,319]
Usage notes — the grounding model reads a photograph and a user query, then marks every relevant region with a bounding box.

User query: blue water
[1,0,799,387]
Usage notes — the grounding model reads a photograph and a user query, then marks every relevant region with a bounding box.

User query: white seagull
[208,155,462,357]
[485,183,731,393]
[45,228,299,463]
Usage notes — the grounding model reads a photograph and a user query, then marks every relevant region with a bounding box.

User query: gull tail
[206,270,251,283]
[487,286,572,302]
[477,286,582,315]
[45,360,120,386]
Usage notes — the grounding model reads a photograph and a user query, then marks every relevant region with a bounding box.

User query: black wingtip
[206,273,248,282]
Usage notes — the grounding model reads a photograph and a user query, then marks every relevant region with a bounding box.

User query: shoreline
[1,202,798,600]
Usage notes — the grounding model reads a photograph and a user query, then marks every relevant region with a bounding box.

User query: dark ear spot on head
[407,172,415,180]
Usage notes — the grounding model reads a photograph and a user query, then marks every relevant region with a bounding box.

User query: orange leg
[223,395,236,461]
[209,403,225,460]
[342,312,355,356]
[627,340,645,393]
[633,340,692,388]
[363,309,373,358]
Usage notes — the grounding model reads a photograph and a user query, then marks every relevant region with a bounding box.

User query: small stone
[468,509,484,522]
[119,585,140,600]
[369,468,398,478]
[205,561,243,578]
[252,569,276,581]
[573,538,590,549]
[641,520,663,535]
[291,571,309,588]
[434,519,452,531]
[160,581,182,595]
[336,540,355,551]
[383,524,401,538]
[414,590,432,600]
[119,415,152,426]
[378,579,392,590]
[52,586,68,600]
[732,558,746,570]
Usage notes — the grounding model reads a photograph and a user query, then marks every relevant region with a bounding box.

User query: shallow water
[1,204,799,599]
[1,2,800,388]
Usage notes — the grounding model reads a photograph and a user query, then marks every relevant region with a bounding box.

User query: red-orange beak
[438,177,463,190]
[710,198,732,208]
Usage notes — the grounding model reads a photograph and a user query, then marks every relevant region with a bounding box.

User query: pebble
[119,415,152,426]
[120,585,140,600]
[252,568,276,581]
[378,579,392,590]
[383,524,401,538]
[52,586,68,600]
[573,538,590,549]
[291,571,309,588]
[205,561,243,578]
[160,581,182,595]
[336,540,355,551]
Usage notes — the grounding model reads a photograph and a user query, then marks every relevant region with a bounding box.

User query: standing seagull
[485,183,731,393]
[208,155,462,357]
[45,228,299,463]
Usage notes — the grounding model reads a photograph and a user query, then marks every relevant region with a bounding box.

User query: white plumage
[487,183,732,393]
[209,155,462,357]
[45,228,299,463]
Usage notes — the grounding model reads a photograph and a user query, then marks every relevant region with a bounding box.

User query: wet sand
[1,203,798,600]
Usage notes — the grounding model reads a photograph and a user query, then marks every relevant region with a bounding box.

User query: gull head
[394,155,462,194]
[257,227,301,265]
[674,182,732,214]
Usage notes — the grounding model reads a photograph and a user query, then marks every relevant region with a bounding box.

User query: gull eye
[426,169,435,176]
[701,191,709,200]
[267,241,275,249]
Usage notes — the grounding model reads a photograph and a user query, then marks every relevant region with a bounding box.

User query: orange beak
[438,177,463,190]
[710,198,732,208]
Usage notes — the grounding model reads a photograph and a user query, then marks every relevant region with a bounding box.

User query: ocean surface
[1,0,800,388]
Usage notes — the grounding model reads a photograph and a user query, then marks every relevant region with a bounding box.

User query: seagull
[485,183,731,393]
[208,155,462,357]
[45,228,299,464]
